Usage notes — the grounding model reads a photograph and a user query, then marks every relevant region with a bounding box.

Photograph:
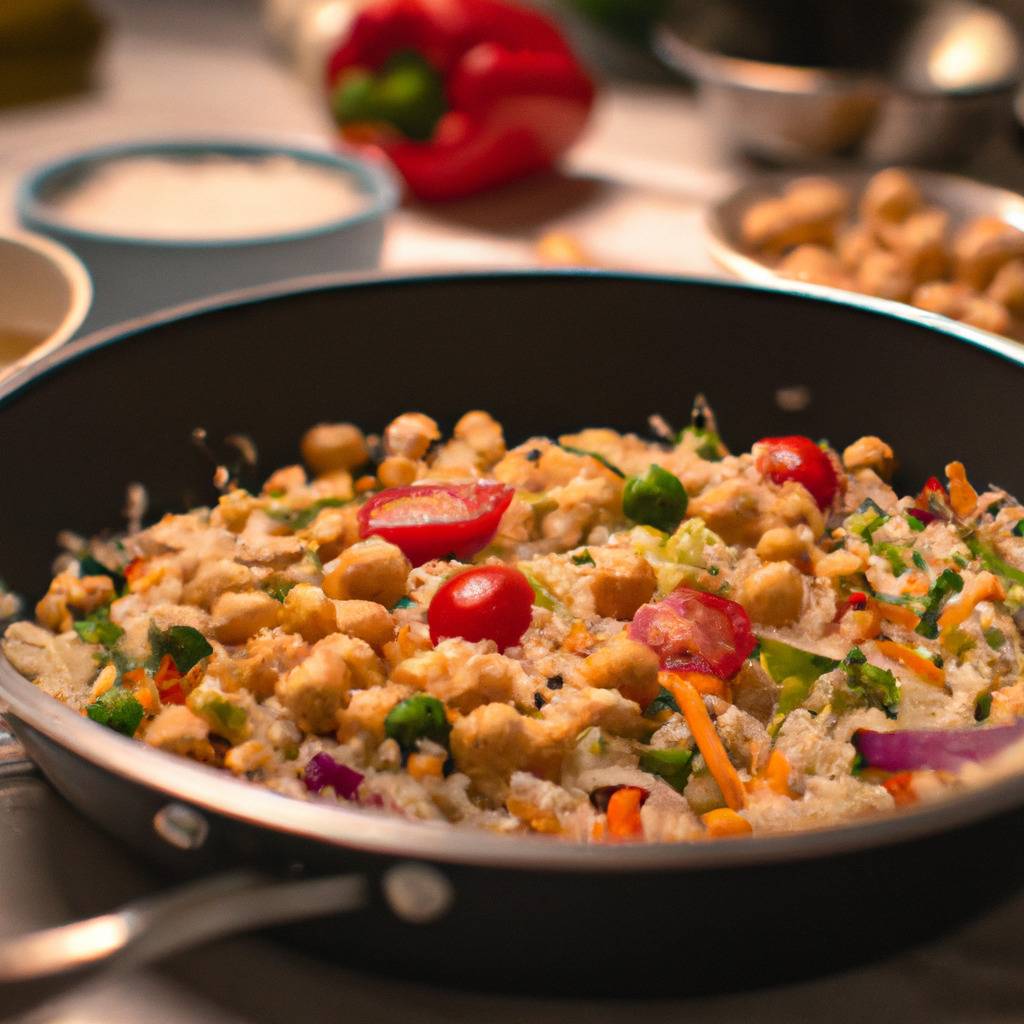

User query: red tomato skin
[628,586,755,680]
[754,435,839,510]
[429,566,535,650]
[358,482,514,566]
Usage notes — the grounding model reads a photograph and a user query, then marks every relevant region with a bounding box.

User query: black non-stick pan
[2,271,1024,1012]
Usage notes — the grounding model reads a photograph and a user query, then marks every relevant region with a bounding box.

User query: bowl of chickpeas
[706,167,1024,341]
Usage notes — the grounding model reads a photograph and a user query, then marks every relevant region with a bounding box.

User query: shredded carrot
[664,676,747,811]
[883,771,917,806]
[701,808,752,838]
[875,600,920,631]
[945,461,978,518]
[761,749,796,798]
[407,753,445,780]
[875,640,945,687]
[606,787,645,841]
[660,669,730,701]
[938,571,1005,632]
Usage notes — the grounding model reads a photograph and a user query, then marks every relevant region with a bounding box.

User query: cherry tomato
[359,482,514,566]
[428,565,535,650]
[628,586,755,680]
[754,435,838,510]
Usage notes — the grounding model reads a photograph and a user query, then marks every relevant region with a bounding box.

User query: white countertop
[3,2,1024,1021]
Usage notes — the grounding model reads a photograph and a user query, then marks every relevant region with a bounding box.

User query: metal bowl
[704,167,1024,332]
[655,0,1024,165]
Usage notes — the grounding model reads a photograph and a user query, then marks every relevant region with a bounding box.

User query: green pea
[623,464,688,533]
[385,694,451,752]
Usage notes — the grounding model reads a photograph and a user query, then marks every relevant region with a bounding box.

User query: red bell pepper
[326,0,596,201]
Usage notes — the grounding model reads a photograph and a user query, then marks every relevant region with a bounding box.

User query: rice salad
[6,404,1024,843]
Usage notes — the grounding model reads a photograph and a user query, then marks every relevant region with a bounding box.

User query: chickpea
[300,423,368,475]
[755,526,808,564]
[813,549,864,578]
[383,412,440,460]
[280,583,338,642]
[322,539,410,608]
[741,193,840,256]
[954,216,1024,290]
[859,168,922,224]
[305,504,360,564]
[276,635,354,733]
[776,245,850,288]
[837,224,873,271]
[378,455,418,488]
[855,249,914,302]
[333,599,395,648]
[877,208,949,283]
[911,281,967,319]
[181,559,253,610]
[738,562,804,627]
[959,295,1011,336]
[842,436,895,481]
[454,410,506,465]
[987,259,1024,316]
[785,176,850,225]
[211,590,281,645]
[578,638,660,708]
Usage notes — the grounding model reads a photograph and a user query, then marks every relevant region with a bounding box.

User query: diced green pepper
[846,499,888,541]
[148,622,213,674]
[74,606,124,648]
[79,555,126,593]
[385,694,451,752]
[873,542,907,576]
[759,637,839,732]
[623,464,688,534]
[87,687,144,737]
[188,691,251,744]
[639,747,693,792]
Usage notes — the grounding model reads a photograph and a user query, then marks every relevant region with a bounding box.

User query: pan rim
[4,268,1024,872]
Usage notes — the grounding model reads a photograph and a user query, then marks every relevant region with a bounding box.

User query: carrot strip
[945,461,978,518]
[762,749,796,798]
[606,787,645,841]
[701,808,752,838]
[664,676,747,810]
[659,668,730,701]
[875,640,945,687]
[875,600,920,631]
[938,571,1005,632]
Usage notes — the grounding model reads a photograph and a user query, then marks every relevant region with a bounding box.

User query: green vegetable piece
[760,637,839,731]
[842,647,900,718]
[847,499,889,541]
[975,693,993,721]
[265,580,296,603]
[572,549,595,567]
[906,513,926,533]
[873,542,907,576]
[265,497,347,532]
[148,622,213,674]
[557,444,625,478]
[79,555,126,593]
[1013,520,1024,538]
[623,464,688,533]
[643,686,681,719]
[86,687,144,737]
[915,568,964,639]
[74,606,124,649]
[385,694,451,752]
[679,425,723,462]
[966,535,1024,587]
[393,595,415,610]
[191,692,250,744]
[639,747,693,792]
[984,627,1006,650]
[519,568,563,614]
[912,551,927,572]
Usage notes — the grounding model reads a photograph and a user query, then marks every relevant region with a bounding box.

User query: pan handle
[0,869,369,1019]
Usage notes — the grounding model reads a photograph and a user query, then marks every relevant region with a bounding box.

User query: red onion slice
[304,752,364,799]
[854,721,1024,772]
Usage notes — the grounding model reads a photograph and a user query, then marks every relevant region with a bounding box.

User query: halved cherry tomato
[628,586,755,680]
[754,435,838,510]
[154,653,186,705]
[358,482,514,566]
[429,565,534,650]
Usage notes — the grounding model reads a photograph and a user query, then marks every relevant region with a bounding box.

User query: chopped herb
[393,595,415,610]
[75,606,124,648]
[906,513,926,533]
[571,549,595,567]
[873,542,907,576]
[915,568,964,639]
[975,693,993,721]
[265,580,296,603]
[546,674,564,690]
[965,535,1024,587]
[643,686,680,718]
[847,499,888,541]
[912,551,927,572]
[86,687,144,737]
[952,552,968,568]
[679,425,723,461]
[557,444,625,478]
[842,647,900,718]
[147,622,213,674]
[623,464,688,533]
[639,747,693,792]
[1014,520,1024,538]
[79,555,126,593]
[265,497,347,531]
[533,692,546,710]
[851,752,865,775]
[984,627,1006,650]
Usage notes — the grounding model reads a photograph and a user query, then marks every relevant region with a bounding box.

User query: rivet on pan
[382,863,454,924]
[153,802,209,851]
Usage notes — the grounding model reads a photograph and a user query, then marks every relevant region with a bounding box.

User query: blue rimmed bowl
[17,138,399,333]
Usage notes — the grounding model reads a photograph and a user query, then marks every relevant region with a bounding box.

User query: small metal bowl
[705,167,1024,334]
[655,0,1024,165]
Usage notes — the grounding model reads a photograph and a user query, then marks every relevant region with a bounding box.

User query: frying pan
[3,271,1024,1013]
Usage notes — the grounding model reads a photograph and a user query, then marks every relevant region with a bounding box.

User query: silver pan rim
[4,268,1024,872]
